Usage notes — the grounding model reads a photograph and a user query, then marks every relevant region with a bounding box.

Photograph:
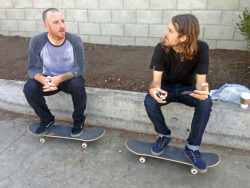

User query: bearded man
[144,14,212,173]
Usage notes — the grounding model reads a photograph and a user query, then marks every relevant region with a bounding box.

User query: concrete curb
[0,79,249,150]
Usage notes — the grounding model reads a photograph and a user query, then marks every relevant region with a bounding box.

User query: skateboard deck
[125,139,221,174]
[28,123,105,148]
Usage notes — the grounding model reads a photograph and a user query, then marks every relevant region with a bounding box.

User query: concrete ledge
[0,79,249,150]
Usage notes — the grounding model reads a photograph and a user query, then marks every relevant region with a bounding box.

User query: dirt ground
[0,34,249,92]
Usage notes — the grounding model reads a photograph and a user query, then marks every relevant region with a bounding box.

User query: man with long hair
[144,14,212,173]
[23,8,86,137]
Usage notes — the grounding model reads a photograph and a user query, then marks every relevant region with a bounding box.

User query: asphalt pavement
[0,109,249,188]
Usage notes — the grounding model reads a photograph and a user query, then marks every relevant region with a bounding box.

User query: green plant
[236,8,250,50]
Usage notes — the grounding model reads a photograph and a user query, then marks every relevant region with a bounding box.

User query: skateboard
[28,123,105,148]
[125,139,221,174]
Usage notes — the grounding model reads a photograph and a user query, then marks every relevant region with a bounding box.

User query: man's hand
[50,75,63,87]
[42,76,59,92]
[41,72,74,92]
[149,71,166,103]
[149,87,167,104]
[33,74,57,92]
[189,83,209,100]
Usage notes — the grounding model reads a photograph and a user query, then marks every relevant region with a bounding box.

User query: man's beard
[163,37,180,48]
[48,25,66,40]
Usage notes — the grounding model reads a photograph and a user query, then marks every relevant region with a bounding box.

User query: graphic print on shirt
[40,40,74,76]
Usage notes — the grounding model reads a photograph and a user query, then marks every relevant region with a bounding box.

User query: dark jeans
[23,77,87,126]
[144,83,213,147]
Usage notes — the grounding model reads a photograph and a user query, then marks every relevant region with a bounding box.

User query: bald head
[43,8,60,23]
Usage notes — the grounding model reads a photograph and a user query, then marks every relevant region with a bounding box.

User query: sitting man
[23,8,86,137]
[144,14,213,173]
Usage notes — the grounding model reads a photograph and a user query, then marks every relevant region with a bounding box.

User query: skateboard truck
[39,137,88,148]
[138,155,198,174]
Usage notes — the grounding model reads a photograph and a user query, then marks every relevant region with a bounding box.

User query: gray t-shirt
[28,32,85,79]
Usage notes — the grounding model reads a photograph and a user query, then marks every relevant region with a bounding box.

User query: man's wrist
[61,72,74,82]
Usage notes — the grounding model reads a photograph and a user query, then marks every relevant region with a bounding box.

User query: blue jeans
[23,77,87,125]
[144,83,213,147]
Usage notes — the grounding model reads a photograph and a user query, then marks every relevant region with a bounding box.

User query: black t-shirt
[150,40,209,85]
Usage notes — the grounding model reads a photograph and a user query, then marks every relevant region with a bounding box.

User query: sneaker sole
[184,152,207,173]
[71,129,84,138]
[151,148,165,156]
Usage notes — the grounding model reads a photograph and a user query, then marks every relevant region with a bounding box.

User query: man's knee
[70,77,85,88]
[67,77,86,96]
[23,79,40,95]
[144,94,158,109]
[197,97,213,112]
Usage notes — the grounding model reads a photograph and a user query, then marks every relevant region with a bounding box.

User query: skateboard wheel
[40,138,46,143]
[191,168,198,175]
[81,142,88,148]
[139,156,146,163]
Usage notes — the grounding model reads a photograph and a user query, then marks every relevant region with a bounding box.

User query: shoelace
[192,150,203,162]
[157,136,168,147]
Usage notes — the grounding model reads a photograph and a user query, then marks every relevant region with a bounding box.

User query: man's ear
[180,35,187,43]
[44,23,49,30]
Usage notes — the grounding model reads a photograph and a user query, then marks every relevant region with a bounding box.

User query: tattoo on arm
[61,72,74,82]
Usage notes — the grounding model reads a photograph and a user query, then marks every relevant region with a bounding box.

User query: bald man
[24,8,86,137]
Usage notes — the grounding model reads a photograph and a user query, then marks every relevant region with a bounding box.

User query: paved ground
[0,108,249,188]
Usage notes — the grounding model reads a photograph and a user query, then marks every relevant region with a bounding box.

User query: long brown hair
[163,14,200,61]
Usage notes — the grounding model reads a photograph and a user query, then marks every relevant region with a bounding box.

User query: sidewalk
[0,109,249,188]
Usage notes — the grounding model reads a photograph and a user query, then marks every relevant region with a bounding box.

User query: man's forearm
[34,73,46,85]
[61,72,74,82]
[196,74,208,91]
[150,81,161,89]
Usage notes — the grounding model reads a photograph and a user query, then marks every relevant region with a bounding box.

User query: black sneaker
[71,124,84,137]
[184,147,207,173]
[35,120,54,135]
[151,136,171,156]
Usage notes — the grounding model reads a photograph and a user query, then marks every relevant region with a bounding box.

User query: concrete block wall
[0,0,249,49]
